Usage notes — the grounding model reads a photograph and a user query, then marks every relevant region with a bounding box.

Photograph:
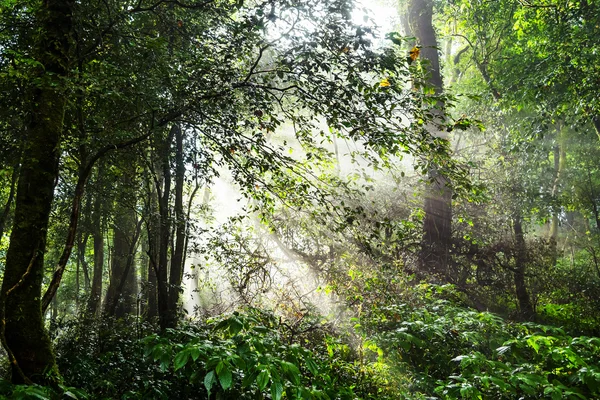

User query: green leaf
[282,361,301,385]
[190,346,201,361]
[174,350,190,371]
[229,317,243,335]
[216,360,233,390]
[204,370,217,397]
[159,351,171,372]
[242,370,259,388]
[300,387,315,400]
[305,356,319,376]
[257,370,270,391]
[519,383,536,396]
[271,380,284,400]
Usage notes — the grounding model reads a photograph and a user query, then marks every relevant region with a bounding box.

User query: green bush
[0,379,87,400]
[363,284,600,399]
[51,310,400,399]
[54,317,180,399]
[143,309,400,399]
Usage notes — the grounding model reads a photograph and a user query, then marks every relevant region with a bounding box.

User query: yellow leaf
[379,77,391,87]
[409,46,420,61]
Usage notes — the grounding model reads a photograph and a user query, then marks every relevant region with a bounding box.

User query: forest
[0,0,599,398]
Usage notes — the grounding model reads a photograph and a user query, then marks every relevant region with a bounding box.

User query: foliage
[52,317,188,400]
[1,0,600,397]
[51,310,401,399]
[26,287,600,400]
[0,379,88,400]
[142,309,400,399]
[362,284,600,399]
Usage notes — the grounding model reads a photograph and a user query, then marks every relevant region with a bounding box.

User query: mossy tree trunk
[0,0,74,384]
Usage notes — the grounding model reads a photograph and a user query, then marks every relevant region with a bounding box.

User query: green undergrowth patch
[4,286,599,399]
[142,309,400,399]
[361,284,600,399]
[51,310,400,399]
[0,379,87,400]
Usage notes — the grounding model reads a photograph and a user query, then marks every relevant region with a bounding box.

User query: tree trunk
[166,125,186,329]
[105,215,142,318]
[143,167,160,320]
[409,0,452,275]
[549,128,566,245]
[77,230,91,292]
[513,213,534,319]
[145,210,160,320]
[586,168,600,233]
[156,126,176,331]
[104,166,139,319]
[139,234,149,316]
[87,169,105,316]
[409,0,443,90]
[0,0,73,384]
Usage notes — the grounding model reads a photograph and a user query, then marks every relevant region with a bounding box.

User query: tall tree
[104,161,141,319]
[408,0,452,274]
[166,125,187,328]
[86,170,105,316]
[0,0,74,384]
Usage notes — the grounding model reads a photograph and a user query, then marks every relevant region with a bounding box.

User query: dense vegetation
[0,0,599,398]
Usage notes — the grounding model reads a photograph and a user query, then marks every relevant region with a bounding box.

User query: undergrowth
[0,285,598,399]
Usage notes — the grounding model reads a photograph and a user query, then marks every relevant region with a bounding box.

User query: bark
[586,168,600,233]
[104,214,142,318]
[0,0,74,384]
[549,145,560,241]
[513,214,534,319]
[76,190,92,298]
[142,162,160,319]
[409,0,452,274]
[145,202,160,319]
[409,0,443,92]
[421,174,452,275]
[139,235,149,315]
[77,230,91,291]
[166,125,186,329]
[87,183,105,316]
[156,126,176,331]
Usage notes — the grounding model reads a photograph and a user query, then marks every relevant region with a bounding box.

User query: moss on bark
[0,0,74,384]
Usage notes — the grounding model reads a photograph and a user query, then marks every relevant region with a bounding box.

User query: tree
[103,158,141,318]
[0,0,74,384]
[408,0,452,274]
